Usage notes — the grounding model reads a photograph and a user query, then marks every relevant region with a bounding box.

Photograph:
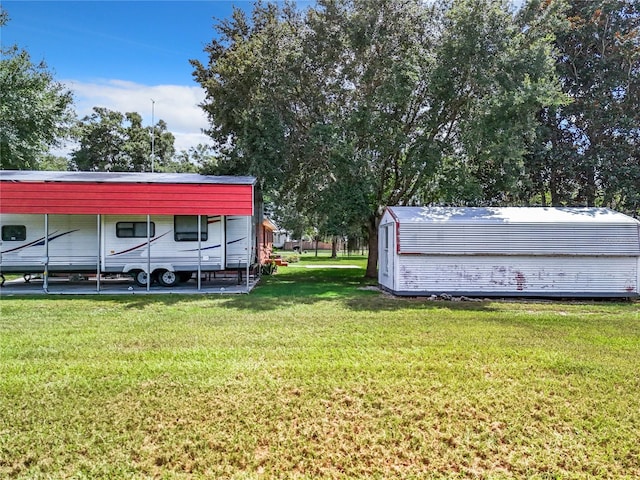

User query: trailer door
[225,216,250,268]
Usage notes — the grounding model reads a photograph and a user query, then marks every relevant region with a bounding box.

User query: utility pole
[151,98,155,173]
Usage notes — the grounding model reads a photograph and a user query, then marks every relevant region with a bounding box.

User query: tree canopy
[70,107,175,172]
[0,9,75,170]
[193,0,566,276]
[527,0,640,216]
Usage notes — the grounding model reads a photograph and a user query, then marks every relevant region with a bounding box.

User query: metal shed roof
[384,206,640,257]
[386,206,639,225]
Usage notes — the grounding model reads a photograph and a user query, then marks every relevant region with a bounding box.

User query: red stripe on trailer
[0,182,254,215]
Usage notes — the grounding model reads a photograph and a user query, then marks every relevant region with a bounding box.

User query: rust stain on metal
[515,271,526,291]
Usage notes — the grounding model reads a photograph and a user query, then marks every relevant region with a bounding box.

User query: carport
[0,171,260,294]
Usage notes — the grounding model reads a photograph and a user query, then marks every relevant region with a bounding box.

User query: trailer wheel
[0,274,5,287]
[24,273,32,283]
[132,270,150,287]
[157,269,178,287]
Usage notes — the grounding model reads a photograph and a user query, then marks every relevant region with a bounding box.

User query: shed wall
[379,207,640,297]
[398,223,640,256]
[394,255,638,297]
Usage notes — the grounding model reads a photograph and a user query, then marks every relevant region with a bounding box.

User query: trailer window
[174,216,208,241]
[116,222,155,238]
[2,225,26,241]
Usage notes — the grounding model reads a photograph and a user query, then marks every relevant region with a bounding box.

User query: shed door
[382,225,390,276]
[380,223,395,289]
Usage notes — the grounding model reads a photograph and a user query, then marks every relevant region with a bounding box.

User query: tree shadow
[218,267,497,313]
[2,266,497,313]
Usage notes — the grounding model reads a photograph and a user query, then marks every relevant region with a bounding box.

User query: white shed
[378,207,640,298]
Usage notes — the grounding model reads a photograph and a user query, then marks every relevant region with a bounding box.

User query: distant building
[258,218,277,264]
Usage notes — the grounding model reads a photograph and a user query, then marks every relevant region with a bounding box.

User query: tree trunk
[584,165,597,206]
[331,236,338,258]
[365,214,380,279]
[550,168,560,206]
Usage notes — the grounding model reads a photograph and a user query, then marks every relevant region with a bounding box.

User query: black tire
[133,270,150,287]
[0,274,5,287]
[157,269,178,287]
[24,273,32,283]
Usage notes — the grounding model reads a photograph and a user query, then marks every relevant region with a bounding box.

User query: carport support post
[96,214,101,293]
[246,216,250,292]
[43,214,49,292]
[197,214,202,291]
[146,215,151,292]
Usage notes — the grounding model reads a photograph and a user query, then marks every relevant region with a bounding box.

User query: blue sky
[2,0,524,156]
[1,1,246,85]
[1,0,262,154]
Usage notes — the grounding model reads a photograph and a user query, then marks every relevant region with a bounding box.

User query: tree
[193,0,564,277]
[38,153,71,171]
[0,9,75,170]
[527,0,640,216]
[70,107,175,172]
[172,144,217,173]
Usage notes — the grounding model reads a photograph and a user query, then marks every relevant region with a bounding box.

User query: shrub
[261,261,278,275]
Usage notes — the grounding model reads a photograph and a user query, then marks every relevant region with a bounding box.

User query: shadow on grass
[219,266,496,313]
[2,265,497,313]
[288,253,368,263]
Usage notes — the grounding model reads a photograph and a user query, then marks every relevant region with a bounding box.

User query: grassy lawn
[1,254,639,479]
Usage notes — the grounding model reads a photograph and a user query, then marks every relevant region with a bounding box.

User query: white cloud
[62,78,212,154]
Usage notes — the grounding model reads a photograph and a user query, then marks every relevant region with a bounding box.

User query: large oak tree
[193,0,564,277]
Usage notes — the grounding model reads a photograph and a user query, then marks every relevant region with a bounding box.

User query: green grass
[1,255,639,479]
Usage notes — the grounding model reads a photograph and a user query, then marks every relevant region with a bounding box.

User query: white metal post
[43,214,49,293]
[197,215,202,291]
[246,216,250,292]
[96,214,101,293]
[146,215,151,292]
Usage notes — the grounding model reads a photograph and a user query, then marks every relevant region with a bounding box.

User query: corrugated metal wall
[399,224,640,256]
[396,255,638,296]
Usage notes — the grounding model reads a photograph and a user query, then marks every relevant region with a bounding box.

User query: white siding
[225,216,250,268]
[1,214,97,272]
[1,213,256,275]
[396,255,638,296]
[102,215,224,273]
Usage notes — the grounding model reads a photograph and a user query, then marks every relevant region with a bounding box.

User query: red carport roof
[0,171,256,215]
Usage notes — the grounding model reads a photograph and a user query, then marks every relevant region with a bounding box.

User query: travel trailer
[0,171,260,291]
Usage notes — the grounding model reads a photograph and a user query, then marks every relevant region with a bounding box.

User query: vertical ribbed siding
[396,255,638,296]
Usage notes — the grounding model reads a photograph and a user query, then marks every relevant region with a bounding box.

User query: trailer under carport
[0,171,259,293]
